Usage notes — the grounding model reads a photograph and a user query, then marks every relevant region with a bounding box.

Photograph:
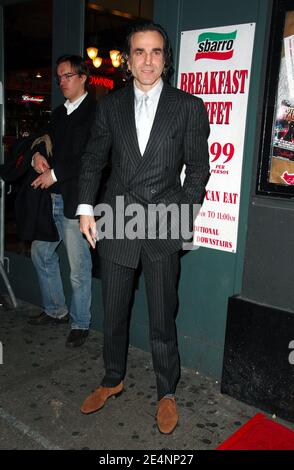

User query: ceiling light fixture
[87,47,98,60]
[93,57,102,68]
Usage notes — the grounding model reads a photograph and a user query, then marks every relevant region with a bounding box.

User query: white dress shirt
[64,91,88,116]
[134,79,163,155]
[76,79,163,217]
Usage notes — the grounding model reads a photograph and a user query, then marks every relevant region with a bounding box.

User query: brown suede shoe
[156,397,178,434]
[80,382,123,414]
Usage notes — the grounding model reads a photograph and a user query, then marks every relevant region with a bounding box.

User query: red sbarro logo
[195,30,237,61]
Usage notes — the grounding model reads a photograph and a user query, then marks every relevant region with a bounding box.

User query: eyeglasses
[56,73,79,84]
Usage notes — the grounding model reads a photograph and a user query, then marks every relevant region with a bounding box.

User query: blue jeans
[31,193,92,329]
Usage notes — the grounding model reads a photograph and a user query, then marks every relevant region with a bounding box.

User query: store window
[84,0,153,101]
[2,0,153,256]
[258,0,294,197]
[3,0,52,253]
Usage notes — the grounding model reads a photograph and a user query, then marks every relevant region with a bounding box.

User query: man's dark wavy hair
[55,54,90,90]
[121,21,174,83]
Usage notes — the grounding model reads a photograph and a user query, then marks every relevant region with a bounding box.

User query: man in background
[28,55,96,348]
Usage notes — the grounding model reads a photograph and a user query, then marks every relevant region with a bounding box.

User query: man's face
[56,61,86,102]
[127,30,165,92]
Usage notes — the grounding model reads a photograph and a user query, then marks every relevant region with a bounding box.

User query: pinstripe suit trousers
[100,250,180,400]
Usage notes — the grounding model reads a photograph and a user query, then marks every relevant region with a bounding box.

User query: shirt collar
[64,92,88,112]
[134,79,163,104]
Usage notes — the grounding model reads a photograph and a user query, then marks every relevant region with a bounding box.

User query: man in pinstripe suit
[77,21,210,434]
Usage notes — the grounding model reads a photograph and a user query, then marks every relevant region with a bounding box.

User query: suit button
[151,188,157,194]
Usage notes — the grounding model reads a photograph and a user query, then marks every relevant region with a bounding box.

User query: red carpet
[217,413,294,450]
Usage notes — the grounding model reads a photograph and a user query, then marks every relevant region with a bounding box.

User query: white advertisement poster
[284,34,294,99]
[178,23,256,253]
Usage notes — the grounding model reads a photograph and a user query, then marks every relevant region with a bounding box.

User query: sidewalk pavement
[1,296,293,450]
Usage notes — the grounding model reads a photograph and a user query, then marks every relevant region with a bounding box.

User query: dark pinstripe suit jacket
[79,82,210,268]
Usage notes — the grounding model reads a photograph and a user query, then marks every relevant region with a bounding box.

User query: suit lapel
[134,83,178,177]
[116,84,142,169]
[115,82,178,174]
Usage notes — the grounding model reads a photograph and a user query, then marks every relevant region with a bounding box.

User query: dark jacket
[0,94,97,240]
[0,137,59,241]
[79,82,210,268]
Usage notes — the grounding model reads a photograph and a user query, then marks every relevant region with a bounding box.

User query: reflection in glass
[3,0,52,255]
[267,11,294,187]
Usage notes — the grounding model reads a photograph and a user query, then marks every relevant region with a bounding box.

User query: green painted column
[51,0,85,108]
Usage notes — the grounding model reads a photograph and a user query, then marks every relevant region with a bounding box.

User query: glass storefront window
[1,0,154,257]
[84,0,153,101]
[3,0,52,254]
[258,1,294,197]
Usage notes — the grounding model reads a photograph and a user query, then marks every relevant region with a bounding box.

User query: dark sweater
[46,94,97,218]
